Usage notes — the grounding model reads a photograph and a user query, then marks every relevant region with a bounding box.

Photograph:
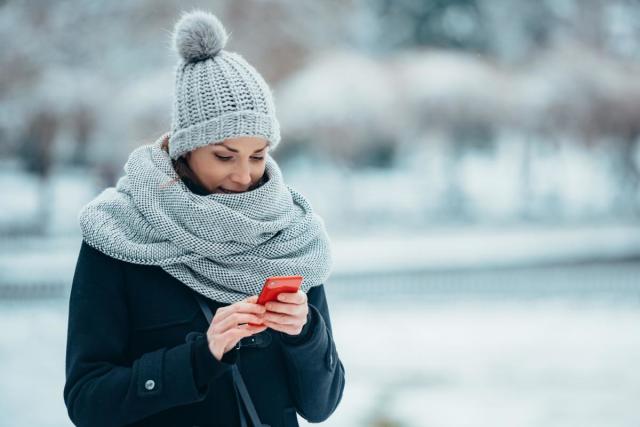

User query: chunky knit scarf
[78,135,333,303]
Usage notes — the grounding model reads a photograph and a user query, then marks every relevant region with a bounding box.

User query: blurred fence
[328,258,640,302]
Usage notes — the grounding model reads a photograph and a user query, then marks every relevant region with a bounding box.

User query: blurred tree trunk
[618,132,640,215]
[519,133,533,221]
[69,107,95,167]
[18,110,57,236]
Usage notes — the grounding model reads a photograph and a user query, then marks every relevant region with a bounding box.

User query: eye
[251,157,264,161]
[215,155,232,161]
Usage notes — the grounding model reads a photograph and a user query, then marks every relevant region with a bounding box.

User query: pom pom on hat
[169,9,281,159]
[173,10,228,63]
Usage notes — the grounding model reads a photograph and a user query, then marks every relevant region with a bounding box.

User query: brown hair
[159,134,202,189]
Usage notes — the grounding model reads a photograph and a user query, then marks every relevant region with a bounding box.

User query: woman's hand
[206,295,267,361]
[262,290,309,336]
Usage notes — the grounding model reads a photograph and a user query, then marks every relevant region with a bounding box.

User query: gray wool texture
[78,134,333,303]
[169,10,281,160]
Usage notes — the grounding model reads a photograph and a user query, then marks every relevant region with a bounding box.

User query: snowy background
[1,0,640,426]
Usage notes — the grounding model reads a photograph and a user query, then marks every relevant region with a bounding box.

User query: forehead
[216,136,268,150]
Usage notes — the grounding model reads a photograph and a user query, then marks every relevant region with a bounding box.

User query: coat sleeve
[278,284,346,423]
[63,241,234,427]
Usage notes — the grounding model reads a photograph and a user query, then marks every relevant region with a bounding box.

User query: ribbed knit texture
[78,134,332,303]
[168,11,281,160]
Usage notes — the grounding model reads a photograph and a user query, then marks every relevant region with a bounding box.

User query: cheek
[202,166,227,183]
[192,157,225,182]
[251,163,266,179]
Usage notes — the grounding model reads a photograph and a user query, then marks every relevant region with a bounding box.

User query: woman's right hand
[206,295,267,361]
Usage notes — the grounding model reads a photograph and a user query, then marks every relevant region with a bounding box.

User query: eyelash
[215,155,264,162]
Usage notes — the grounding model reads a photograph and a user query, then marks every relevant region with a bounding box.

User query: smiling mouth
[219,187,245,194]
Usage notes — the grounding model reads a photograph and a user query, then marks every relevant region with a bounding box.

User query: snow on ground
[0,300,71,427]
[0,290,639,427]
[307,295,640,427]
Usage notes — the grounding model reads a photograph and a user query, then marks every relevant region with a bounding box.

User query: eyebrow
[218,143,268,153]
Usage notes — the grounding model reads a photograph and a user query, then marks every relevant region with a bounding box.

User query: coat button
[144,380,156,390]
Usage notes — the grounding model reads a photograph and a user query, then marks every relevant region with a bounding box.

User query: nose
[229,161,252,187]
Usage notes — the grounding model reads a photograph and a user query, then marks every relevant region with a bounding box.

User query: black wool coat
[63,240,345,427]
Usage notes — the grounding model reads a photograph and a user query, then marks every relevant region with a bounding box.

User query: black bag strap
[233,379,249,427]
[232,364,267,427]
[195,294,215,324]
[194,294,269,427]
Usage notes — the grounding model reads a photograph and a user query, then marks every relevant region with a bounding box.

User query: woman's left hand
[263,290,309,336]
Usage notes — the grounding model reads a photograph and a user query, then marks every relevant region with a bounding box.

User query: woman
[63,10,345,427]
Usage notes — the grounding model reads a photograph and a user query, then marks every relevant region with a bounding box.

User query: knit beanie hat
[168,10,281,160]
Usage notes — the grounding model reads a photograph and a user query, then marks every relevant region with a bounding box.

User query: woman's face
[184,136,269,194]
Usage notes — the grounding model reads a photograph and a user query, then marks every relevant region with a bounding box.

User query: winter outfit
[63,241,343,427]
[64,10,344,427]
[77,133,332,304]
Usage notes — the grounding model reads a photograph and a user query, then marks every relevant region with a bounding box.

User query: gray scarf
[78,134,333,303]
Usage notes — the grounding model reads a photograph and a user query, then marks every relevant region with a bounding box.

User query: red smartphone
[248,275,303,327]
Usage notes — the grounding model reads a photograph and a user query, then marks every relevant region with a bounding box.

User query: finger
[215,301,266,323]
[234,301,266,314]
[244,295,259,304]
[221,327,255,350]
[232,323,268,336]
[216,312,265,332]
[264,301,305,316]
[277,291,306,305]
[263,320,301,336]
[262,311,299,326]
[220,312,265,330]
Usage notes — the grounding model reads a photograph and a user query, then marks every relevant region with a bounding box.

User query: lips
[218,187,245,194]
